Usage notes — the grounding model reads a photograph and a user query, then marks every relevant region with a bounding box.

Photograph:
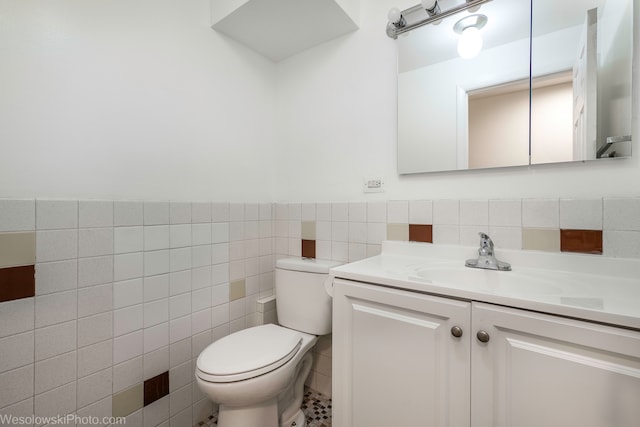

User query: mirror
[396,0,634,174]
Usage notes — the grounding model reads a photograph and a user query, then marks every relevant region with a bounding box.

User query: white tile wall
[2,196,640,424]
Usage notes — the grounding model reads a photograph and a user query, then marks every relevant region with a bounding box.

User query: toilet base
[281,408,306,427]
[217,398,278,427]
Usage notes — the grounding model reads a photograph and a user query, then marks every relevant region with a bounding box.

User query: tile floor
[197,388,332,427]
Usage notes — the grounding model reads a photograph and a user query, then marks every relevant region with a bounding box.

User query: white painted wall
[274,0,639,201]
[0,0,637,203]
[0,0,277,201]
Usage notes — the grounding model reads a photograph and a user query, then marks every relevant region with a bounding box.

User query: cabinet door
[472,302,640,427]
[332,279,471,427]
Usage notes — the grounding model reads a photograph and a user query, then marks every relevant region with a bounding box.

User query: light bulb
[457,26,483,58]
[388,7,402,24]
[421,0,437,10]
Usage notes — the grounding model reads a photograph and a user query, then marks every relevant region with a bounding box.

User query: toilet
[195,257,341,427]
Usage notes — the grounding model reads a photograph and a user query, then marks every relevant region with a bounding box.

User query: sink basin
[412,266,564,296]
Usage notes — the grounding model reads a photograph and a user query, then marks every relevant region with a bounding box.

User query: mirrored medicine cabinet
[396,0,634,174]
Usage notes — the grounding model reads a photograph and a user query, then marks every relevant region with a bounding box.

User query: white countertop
[330,241,640,330]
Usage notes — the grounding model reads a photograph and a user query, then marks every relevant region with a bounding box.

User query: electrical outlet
[363,177,385,193]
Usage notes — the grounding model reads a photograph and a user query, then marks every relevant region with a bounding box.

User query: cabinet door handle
[451,326,463,338]
[476,330,490,343]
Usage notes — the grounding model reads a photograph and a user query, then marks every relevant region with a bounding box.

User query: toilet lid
[196,324,303,383]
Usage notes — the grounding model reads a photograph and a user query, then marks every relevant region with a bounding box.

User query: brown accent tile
[112,383,144,417]
[302,240,316,259]
[0,265,35,303]
[560,229,603,254]
[409,224,433,243]
[143,371,169,406]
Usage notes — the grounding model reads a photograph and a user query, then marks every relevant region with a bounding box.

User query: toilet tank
[275,258,342,335]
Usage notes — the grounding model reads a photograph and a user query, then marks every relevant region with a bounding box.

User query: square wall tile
[522,228,560,252]
[35,290,76,328]
[170,225,191,248]
[144,348,169,382]
[78,228,114,258]
[36,200,77,230]
[387,224,409,241]
[36,229,77,262]
[113,330,143,365]
[145,226,170,251]
[78,339,113,378]
[366,202,386,223]
[433,225,459,245]
[560,199,603,230]
[78,312,112,348]
[302,240,316,259]
[211,203,230,223]
[144,202,170,226]
[560,230,603,254]
[0,232,35,269]
[316,203,331,221]
[301,222,316,240]
[113,384,144,418]
[35,320,76,361]
[603,230,640,258]
[78,283,113,318]
[191,202,212,224]
[604,198,640,231]
[387,201,409,224]
[170,202,191,225]
[144,250,171,277]
[433,200,459,225]
[409,224,432,243]
[0,298,35,338]
[36,259,77,296]
[229,280,246,301]
[245,203,259,221]
[348,202,366,222]
[34,381,75,419]
[114,201,144,227]
[488,226,522,250]
[114,252,144,282]
[489,199,522,227]
[409,200,433,225]
[459,200,488,226]
[115,227,144,254]
[78,256,113,288]
[522,199,559,228]
[0,365,34,408]
[77,368,112,409]
[0,265,35,303]
[79,201,113,228]
[113,278,144,310]
[113,357,143,394]
[0,330,34,373]
[0,199,35,232]
[34,351,76,394]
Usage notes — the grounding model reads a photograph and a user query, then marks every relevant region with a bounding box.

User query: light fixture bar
[387,0,493,39]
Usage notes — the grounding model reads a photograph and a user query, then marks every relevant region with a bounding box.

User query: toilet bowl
[195,258,341,427]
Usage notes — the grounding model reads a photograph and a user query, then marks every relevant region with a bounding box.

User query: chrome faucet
[465,232,511,271]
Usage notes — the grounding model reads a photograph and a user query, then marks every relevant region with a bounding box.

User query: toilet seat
[196,324,303,383]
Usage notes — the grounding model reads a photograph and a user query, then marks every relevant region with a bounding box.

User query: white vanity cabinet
[332,278,640,427]
[332,278,472,427]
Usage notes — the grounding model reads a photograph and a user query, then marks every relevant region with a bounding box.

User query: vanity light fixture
[386,0,491,39]
[454,14,488,58]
